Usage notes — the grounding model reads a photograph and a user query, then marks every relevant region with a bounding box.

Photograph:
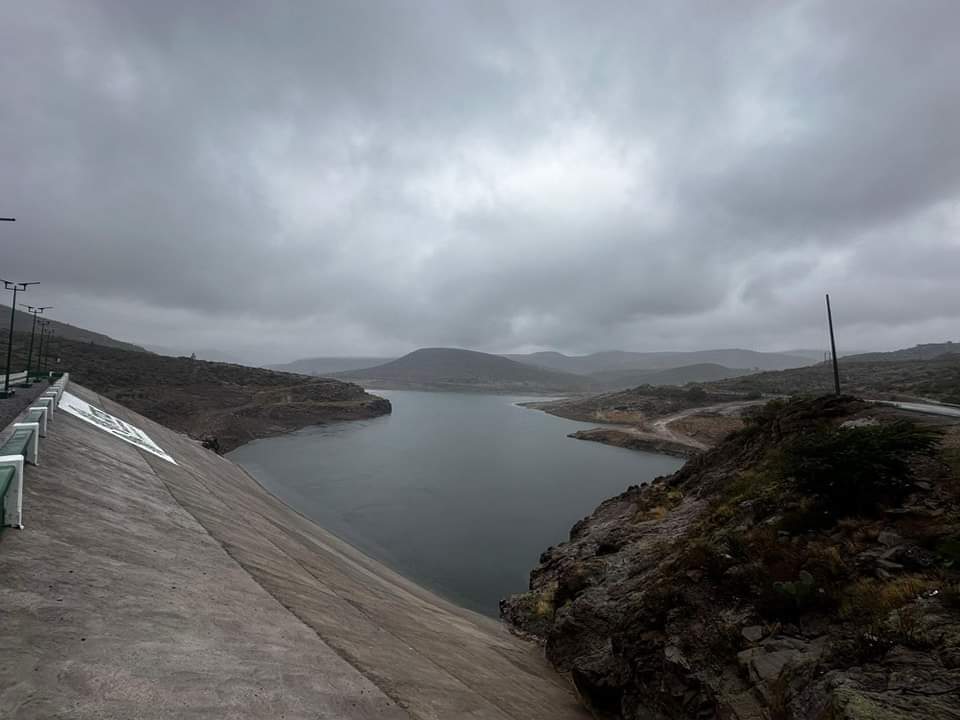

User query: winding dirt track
[612,399,766,452]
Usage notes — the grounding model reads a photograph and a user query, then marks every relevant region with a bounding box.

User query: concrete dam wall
[0,383,587,719]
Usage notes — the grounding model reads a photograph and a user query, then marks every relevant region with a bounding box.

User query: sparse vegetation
[503,395,960,719]
[780,420,941,516]
[710,354,960,403]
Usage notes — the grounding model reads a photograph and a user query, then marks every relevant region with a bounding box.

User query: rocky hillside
[0,304,146,352]
[588,363,753,391]
[3,332,390,452]
[502,396,960,719]
[844,342,960,363]
[712,354,960,405]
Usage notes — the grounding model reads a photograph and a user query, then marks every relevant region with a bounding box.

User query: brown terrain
[1,332,390,452]
[527,385,760,457]
[711,354,960,404]
[502,396,960,719]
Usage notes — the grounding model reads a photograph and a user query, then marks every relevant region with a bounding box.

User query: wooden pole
[826,294,841,395]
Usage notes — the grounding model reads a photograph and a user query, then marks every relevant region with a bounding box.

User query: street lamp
[1,279,39,398]
[36,320,46,375]
[40,321,57,374]
[21,304,52,386]
[46,328,58,372]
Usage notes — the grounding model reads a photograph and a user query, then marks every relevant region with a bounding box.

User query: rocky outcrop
[502,396,960,719]
[568,428,696,458]
[166,379,392,452]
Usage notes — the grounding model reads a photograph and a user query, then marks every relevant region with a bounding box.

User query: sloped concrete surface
[0,384,587,719]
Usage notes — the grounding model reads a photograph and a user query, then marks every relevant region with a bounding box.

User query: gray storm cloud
[2,1,958,363]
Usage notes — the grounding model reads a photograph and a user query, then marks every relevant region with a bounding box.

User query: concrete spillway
[0,384,588,719]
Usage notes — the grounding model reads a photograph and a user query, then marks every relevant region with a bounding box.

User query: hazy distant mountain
[337,348,589,393]
[269,356,396,376]
[588,363,754,391]
[144,344,244,364]
[505,349,813,374]
[780,349,868,362]
[842,342,960,363]
[0,304,144,353]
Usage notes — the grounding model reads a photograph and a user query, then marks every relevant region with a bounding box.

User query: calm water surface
[229,390,682,615]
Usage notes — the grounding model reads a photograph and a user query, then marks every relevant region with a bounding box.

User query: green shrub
[780,420,940,517]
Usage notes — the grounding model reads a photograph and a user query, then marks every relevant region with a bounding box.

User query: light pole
[38,319,52,375]
[21,304,52,386]
[2,279,39,398]
[36,320,47,376]
[47,328,57,372]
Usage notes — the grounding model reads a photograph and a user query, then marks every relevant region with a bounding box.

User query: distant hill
[505,349,813,374]
[842,342,960,363]
[3,329,390,452]
[588,363,754,391]
[337,348,590,393]
[268,356,396,376]
[710,353,960,404]
[143,344,245,364]
[0,304,145,353]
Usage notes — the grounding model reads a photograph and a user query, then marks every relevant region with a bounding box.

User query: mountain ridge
[505,348,813,374]
[842,341,960,363]
[336,347,591,393]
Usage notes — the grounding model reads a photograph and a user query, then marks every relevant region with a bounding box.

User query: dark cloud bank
[2,1,958,364]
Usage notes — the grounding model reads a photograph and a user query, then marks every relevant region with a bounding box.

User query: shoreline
[521,398,720,457]
[566,427,698,457]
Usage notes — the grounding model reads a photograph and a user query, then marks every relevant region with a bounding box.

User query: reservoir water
[229,390,683,615]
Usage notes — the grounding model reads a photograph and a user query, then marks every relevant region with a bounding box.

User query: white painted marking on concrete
[58,390,177,464]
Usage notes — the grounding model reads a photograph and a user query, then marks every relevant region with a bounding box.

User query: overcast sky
[2,1,958,364]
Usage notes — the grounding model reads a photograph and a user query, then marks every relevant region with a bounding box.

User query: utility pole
[826,293,841,395]
[21,304,52,386]
[1,279,39,398]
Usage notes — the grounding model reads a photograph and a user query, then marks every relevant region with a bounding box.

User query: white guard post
[0,454,24,529]
[35,396,54,420]
[43,388,60,406]
[29,405,48,437]
[12,423,40,465]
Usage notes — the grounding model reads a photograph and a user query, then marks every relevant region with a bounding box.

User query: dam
[0,381,588,719]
